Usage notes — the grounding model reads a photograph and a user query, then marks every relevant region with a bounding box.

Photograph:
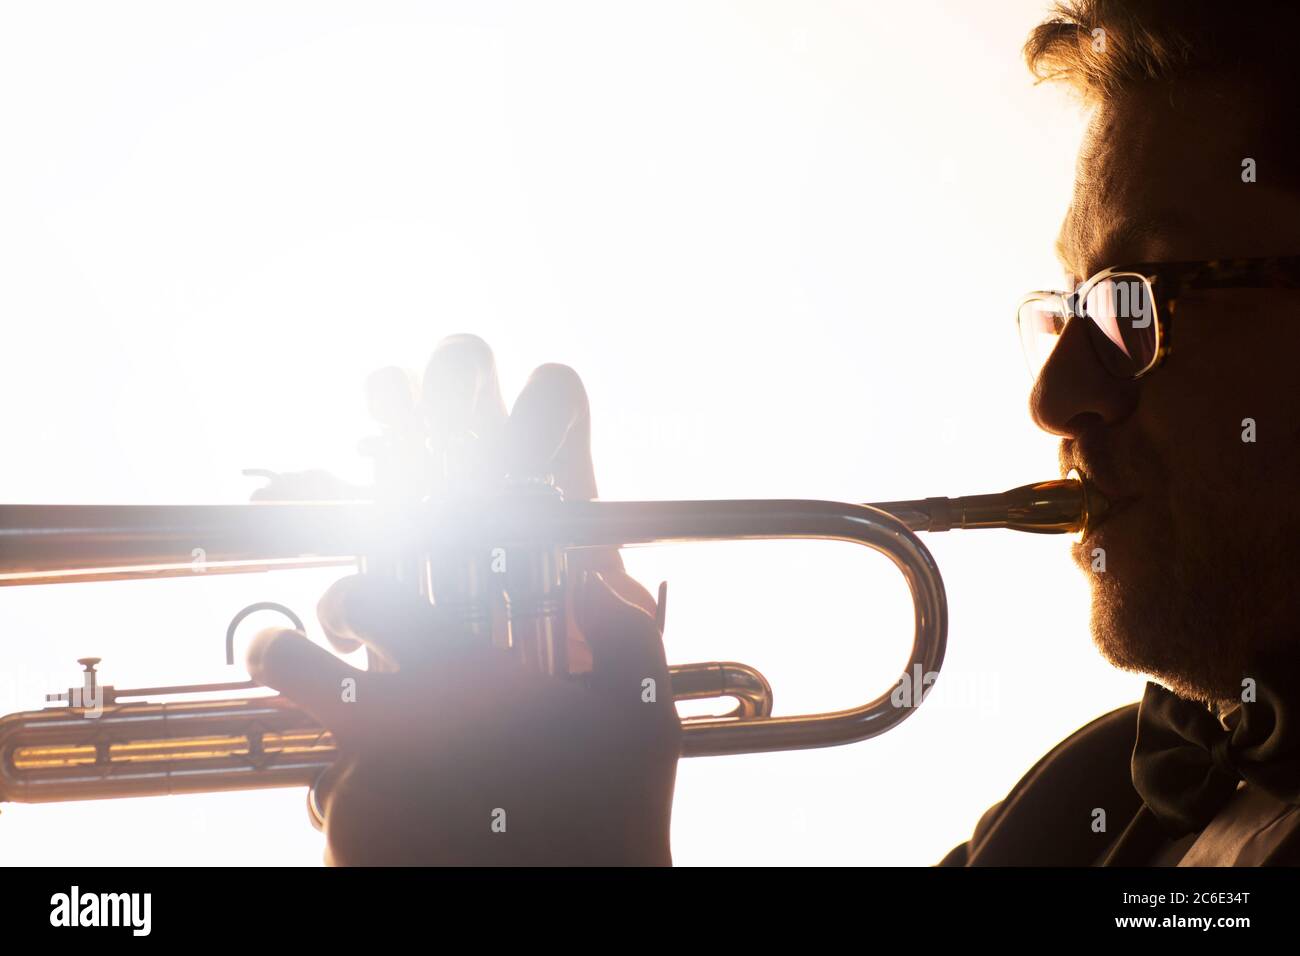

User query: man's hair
[1025,0,1300,104]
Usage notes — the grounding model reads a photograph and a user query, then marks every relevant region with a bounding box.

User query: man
[249,0,1300,865]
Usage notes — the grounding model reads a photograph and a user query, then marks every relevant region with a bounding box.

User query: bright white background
[0,0,1146,865]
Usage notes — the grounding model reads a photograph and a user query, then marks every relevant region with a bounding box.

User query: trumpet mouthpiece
[868,470,1108,537]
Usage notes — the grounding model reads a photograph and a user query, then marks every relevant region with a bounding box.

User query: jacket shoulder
[938,702,1142,866]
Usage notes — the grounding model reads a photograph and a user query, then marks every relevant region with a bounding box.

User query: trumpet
[0,473,1107,815]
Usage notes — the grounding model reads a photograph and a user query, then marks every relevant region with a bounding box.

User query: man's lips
[1085,493,1139,537]
[1071,469,1140,541]
[1075,484,1141,544]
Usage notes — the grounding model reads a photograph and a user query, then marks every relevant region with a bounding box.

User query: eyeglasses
[1016,256,1300,381]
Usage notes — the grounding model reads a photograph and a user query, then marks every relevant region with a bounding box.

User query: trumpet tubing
[0,475,1107,807]
[0,697,334,803]
[0,660,777,804]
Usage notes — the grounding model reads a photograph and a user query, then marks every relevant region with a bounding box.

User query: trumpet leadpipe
[867,474,1108,537]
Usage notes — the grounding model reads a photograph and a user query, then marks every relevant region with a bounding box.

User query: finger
[575,571,669,700]
[506,363,635,582]
[314,577,366,656]
[316,573,464,671]
[597,569,658,620]
[506,363,640,588]
[245,627,374,735]
[420,334,508,456]
[504,363,596,497]
[564,567,657,675]
[364,366,420,430]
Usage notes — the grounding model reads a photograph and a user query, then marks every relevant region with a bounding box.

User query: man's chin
[1085,573,1248,704]
[1071,515,1220,697]
[1076,485,1300,704]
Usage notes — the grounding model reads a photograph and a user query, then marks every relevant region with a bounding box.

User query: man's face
[1035,79,1300,704]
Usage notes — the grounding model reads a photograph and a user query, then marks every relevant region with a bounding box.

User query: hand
[246,335,681,865]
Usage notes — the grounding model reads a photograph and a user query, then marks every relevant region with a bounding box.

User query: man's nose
[1029,315,1139,436]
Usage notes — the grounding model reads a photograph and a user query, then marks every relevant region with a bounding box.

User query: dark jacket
[940,701,1300,866]
[939,703,1145,866]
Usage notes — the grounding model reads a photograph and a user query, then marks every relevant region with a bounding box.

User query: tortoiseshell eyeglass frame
[1017,256,1300,381]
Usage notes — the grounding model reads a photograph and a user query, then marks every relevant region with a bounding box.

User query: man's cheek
[1180,308,1300,481]
[1141,382,1247,494]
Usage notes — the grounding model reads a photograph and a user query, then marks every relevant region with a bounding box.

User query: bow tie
[1131,664,1300,837]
